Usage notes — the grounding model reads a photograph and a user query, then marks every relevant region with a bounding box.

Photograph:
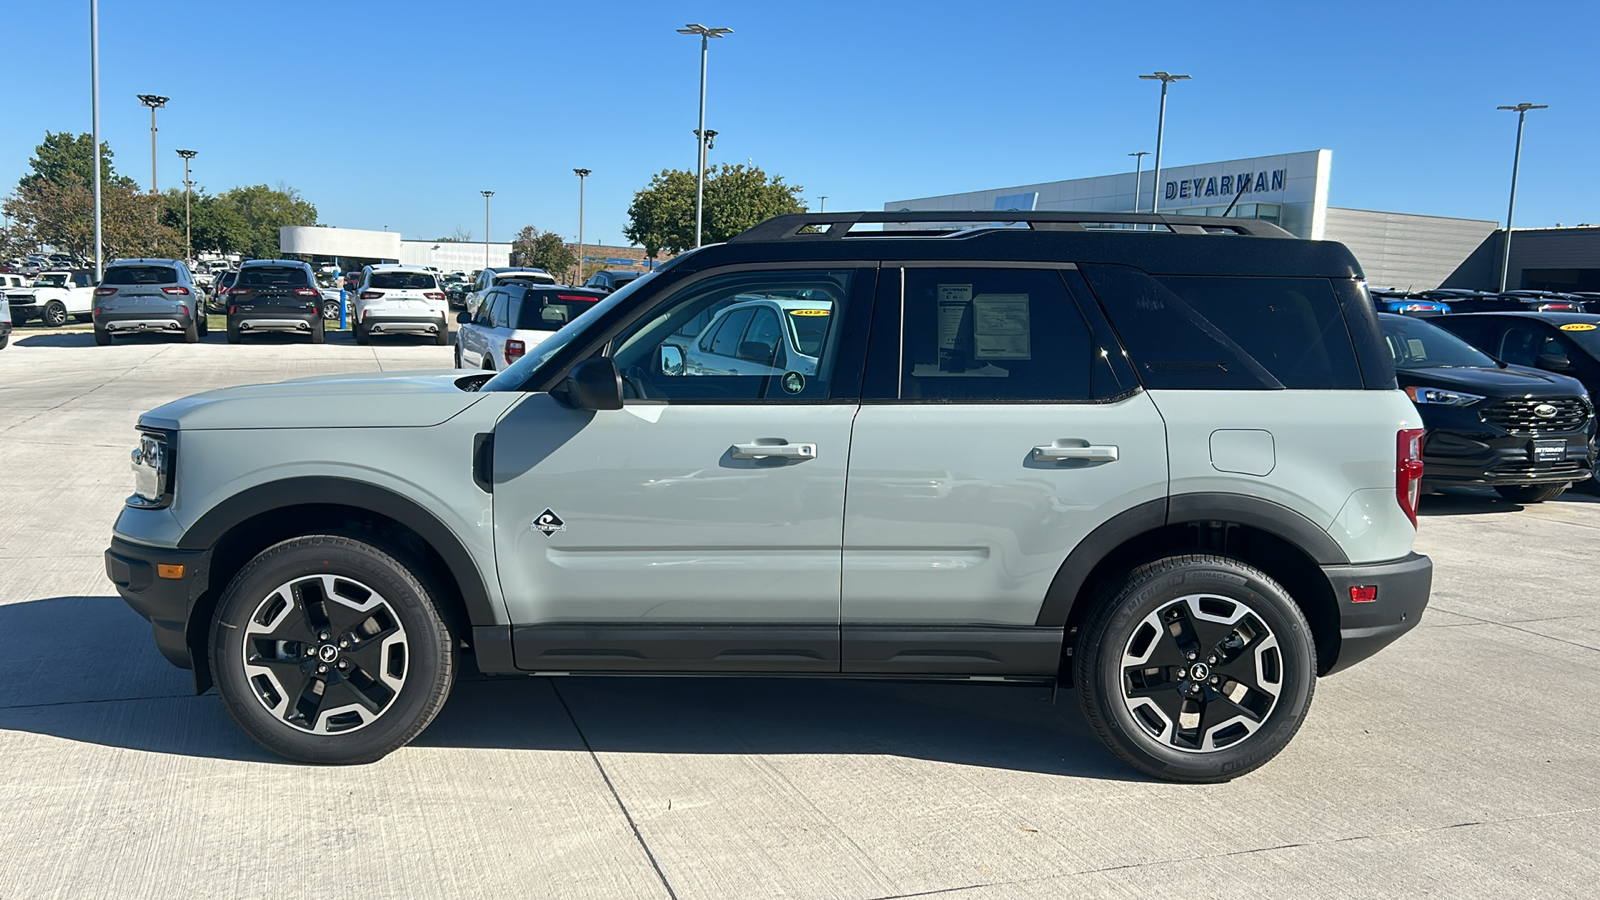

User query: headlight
[128,431,171,508]
[1404,386,1484,407]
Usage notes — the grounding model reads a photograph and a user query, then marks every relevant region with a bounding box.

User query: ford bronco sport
[106,211,1432,782]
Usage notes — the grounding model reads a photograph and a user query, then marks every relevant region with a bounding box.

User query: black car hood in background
[1398,363,1587,398]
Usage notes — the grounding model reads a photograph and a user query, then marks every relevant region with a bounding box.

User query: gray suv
[92,258,209,344]
[106,211,1433,782]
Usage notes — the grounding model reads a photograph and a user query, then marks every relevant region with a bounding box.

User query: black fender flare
[179,476,499,626]
[1034,493,1347,627]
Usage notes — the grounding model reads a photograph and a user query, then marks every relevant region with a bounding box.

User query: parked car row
[1373,287,1600,316]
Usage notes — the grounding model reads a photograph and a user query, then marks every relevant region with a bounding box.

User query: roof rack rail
[729,210,1295,242]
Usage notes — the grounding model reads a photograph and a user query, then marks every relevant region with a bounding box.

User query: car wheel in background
[453,342,463,369]
[323,300,341,320]
[311,320,325,344]
[93,326,110,346]
[1074,554,1316,783]
[42,301,67,327]
[183,321,199,343]
[434,320,449,346]
[208,535,456,764]
[198,316,209,337]
[226,322,241,344]
[1494,483,1569,504]
[355,323,369,345]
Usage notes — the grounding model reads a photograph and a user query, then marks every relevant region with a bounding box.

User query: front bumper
[1322,552,1432,674]
[1421,427,1593,487]
[105,536,212,678]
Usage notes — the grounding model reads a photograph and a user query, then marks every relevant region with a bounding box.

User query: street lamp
[1496,102,1548,292]
[480,190,494,269]
[136,94,168,195]
[1128,151,1150,213]
[677,23,732,248]
[817,195,828,212]
[573,168,590,285]
[91,0,103,279]
[176,149,196,262]
[1138,72,1189,214]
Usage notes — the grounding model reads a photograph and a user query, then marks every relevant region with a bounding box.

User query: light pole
[817,195,828,212]
[176,149,196,262]
[136,94,168,195]
[573,168,590,285]
[480,190,494,270]
[1127,151,1150,213]
[1138,72,1189,213]
[91,0,102,279]
[677,23,732,248]
[1496,103,1548,292]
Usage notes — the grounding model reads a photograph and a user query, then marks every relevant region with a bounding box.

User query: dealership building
[885,150,1597,291]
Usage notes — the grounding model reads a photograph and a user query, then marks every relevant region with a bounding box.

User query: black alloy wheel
[42,301,68,327]
[1075,554,1316,782]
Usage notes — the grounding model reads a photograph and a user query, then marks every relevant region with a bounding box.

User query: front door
[842,265,1169,675]
[492,266,875,672]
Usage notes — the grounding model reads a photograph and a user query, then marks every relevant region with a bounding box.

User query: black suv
[225,260,325,344]
[1379,313,1594,502]
[1435,312,1600,405]
[584,269,647,293]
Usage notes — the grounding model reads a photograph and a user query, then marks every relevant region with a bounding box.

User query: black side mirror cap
[456,311,472,324]
[563,357,623,410]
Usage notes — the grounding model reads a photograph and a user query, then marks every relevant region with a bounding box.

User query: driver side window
[610,269,854,402]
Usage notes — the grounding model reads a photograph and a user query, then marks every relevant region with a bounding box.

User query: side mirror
[1537,353,1573,372]
[456,311,472,325]
[563,357,623,410]
[660,344,685,376]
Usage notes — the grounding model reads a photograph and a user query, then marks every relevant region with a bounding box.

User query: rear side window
[369,271,437,290]
[103,266,178,285]
[515,292,600,330]
[1081,266,1363,390]
[238,266,310,288]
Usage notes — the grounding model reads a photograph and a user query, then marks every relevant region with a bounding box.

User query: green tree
[217,183,318,259]
[18,131,137,192]
[161,188,249,256]
[624,163,804,256]
[5,179,177,261]
[511,225,578,280]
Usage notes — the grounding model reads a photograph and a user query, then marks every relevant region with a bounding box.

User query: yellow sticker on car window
[789,309,830,316]
[1560,323,1597,331]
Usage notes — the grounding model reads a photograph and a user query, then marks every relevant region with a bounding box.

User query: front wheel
[209,535,456,764]
[1074,554,1316,783]
[42,301,68,327]
[1495,483,1569,504]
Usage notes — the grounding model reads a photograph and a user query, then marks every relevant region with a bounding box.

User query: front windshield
[1380,315,1498,369]
[34,274,67,288]
[480,271,659,392]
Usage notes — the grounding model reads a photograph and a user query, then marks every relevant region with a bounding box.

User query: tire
[1494,483,1570,504]
[93,327,110,346]
[42,301,68,327]
[354,323,370,345]
[323,300,340,320]
[0,334,9,349]
[311,321,325,344]
[198,316,209,336]
[208,535,456,765]
[453,342,463,369]
[182,320,199,343]
[434,321,449,346]
[481,356,494,372]
[1074,554,1316,783]
[226,322,241,344]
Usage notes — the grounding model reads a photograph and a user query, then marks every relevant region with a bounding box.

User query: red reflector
[360,291,383,300]
[181,304,189,317]
[1350,585,1378,603]
[505,339,526,361]
[228,306,236,315]
[162,286,190,295]
[94,286,118,296]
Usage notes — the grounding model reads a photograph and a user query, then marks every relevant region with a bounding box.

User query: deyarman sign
[1166,168,1287,202]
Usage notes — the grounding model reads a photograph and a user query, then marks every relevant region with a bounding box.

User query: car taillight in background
[1537,302,1578,312]
[162,286,191,295]
[1396,427,1426,527]
[94,286,117,296]
[504,339,526,362]
[424,292,446,301]
[230,287,254,298]
[360,291,383,300]
[293,287,320,297]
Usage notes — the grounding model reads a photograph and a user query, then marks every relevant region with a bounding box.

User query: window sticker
[972,293,1030,359]
[937,284,973,351]
[1560,323,1596,332]
[788,309,830,316]
[782,371,806,394]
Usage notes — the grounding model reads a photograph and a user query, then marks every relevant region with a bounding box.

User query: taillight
[505,339,526,362]
[162,286,190,295]
[94,286,117,296]
[293,287,320,297]
[217,287,230,297]
[1396,427,1425,527]
[360,291,383,300]
[231,287,254,298]
[424,291,446,301]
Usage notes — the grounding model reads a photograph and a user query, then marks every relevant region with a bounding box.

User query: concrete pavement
[1,327,1597,898]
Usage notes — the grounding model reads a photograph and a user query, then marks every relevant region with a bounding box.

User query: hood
[1396,363,1588,398]
[138,370,489,431]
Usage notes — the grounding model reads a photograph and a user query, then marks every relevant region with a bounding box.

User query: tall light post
[1496,103,1548,292]
[573,168,590,285]
[91,0,102,280]
[1127,151,1150,213]
[1138,72,1189,213]
[176,149,196,263]
[677,23,732,248]
[817,195,828,212]
[136,94,168,195]
[480,190,494,270]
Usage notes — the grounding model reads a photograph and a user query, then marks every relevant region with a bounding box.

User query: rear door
[841,264,1167,675]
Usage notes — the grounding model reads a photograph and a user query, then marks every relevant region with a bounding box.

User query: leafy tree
[511,226,578,280]
[217,183,318,259]
[19,131,137,192]
[5,179,178,261]
[161,188,249,256]
[625,163,804,256]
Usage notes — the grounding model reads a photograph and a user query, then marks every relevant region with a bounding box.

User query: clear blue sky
[4,0,1597,248]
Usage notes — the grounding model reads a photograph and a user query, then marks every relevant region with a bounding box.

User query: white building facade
[280,226,510,272]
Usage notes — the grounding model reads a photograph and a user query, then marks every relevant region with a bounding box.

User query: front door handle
[731,441,817,460]
[1032,443,1118,463]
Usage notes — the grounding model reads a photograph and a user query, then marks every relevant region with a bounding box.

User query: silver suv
[92,258,209,344]
[105,211,1433,782]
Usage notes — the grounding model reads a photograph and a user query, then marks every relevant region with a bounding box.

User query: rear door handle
[1032,443,1118,462]
[731,441,817,460]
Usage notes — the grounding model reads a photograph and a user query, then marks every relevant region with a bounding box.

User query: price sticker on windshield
[1560,323,1596,331]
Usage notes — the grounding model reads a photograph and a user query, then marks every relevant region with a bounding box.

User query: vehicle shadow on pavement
[1419,485,1600,517]
[0,596,1132,778]
[15,332,99,348]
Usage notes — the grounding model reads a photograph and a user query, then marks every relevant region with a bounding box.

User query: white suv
[455,284,606,370]
[353,264,449,345]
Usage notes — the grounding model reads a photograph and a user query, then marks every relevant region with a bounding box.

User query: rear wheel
[1495,483,1569,504]
[42,301,68,327]
[434,320,449,345]
[182,320,199,343]
[311,321,325,344]
[93,327,111,346]
[453,342,463,369]
[209,535,456,764]
[1075,554,1316,783]
[355,323,370,345]
[198,316,209,336]
[226,321,241,344]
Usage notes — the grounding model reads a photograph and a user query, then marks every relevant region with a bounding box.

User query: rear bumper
[105,536,213,674]
[232,315,318,332]
[97,309,197,332]
[1322,552,1432,674]
[364,315,445,334]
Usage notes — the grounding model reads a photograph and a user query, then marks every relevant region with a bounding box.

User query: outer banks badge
[781,371,805,394]
[533,509,566,537]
